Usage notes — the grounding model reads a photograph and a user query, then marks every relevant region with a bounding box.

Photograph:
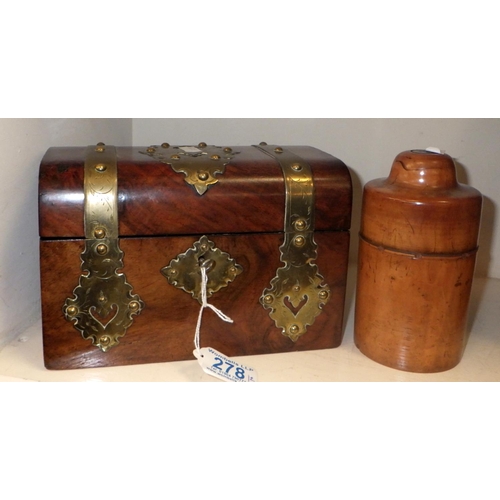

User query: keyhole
[198,256,216,274]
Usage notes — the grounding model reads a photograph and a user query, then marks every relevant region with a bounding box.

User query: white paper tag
[426,146,443,154]
[194,347,258,382]
[179,146,202,154]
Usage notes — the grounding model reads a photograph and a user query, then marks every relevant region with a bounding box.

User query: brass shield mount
[255,144,330,342]
[161,235,242,304]
[140,143,238,195]
[63,144,144,352]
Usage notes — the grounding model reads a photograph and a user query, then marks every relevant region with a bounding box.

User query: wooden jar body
[354,150,482,373]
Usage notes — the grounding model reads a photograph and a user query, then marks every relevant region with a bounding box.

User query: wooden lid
[360,150,482,254]
[388,149,458,188]
[39,145,352,238]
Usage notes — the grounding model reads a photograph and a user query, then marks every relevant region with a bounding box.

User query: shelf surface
[1,271,498,382]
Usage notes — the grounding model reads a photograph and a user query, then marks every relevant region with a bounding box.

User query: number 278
[212,357,245,379]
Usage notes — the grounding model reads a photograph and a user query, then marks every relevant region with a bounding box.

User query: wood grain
[39,144,352,370]
[354,150,482,373]
[39,146,352,238]
[41,231,350,370]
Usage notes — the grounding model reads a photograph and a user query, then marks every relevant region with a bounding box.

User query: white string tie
[194,266,233,356]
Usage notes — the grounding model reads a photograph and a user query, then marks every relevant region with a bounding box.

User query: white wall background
[0,118,498,347]
[0,119,132,348]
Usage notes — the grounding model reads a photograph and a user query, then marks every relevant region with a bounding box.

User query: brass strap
[84,144,119,239]
[63,144,144,352]
[254,145,330,342]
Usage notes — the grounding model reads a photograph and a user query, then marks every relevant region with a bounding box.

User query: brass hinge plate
[63,144,144,351]
[255,145,330,342]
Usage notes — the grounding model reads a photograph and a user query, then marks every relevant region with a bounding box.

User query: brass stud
[319,290,329,300]
[224,147,232,153]
[293,235,306,247]
[289,324,300,335]
[198,142,207,148]
[161,143,170,149]
[95,163,107,172]
[171,154,181,160]
[169,269,177,276]
[229,266,237,274]
[66,305,78,317]
[274,147,283,153]
[98,294,107,304]
[293,285,301,292]
[263,294,274,304]
[147,147,156,153]
[200,244,209,252]
[129,301,140,312]
[294,219,306,231]
[291,163,302,171]
[93,227,106,239]
[95,146,105,153]
[100,336,110,347]
[96,244,108,255]
[211,154,221,161]
[96,142,105,146]
[197,171,209,181]
[259,142,268,146]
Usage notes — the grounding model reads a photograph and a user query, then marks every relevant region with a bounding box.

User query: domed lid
[360,148,482,254]
[388,149,458,189]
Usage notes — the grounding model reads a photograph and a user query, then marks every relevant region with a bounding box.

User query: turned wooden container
[354,149,482,373]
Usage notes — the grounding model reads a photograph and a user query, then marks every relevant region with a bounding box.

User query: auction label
[194,347,257,382]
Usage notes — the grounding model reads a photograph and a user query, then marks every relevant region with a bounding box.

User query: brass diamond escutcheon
[161,236,243,303]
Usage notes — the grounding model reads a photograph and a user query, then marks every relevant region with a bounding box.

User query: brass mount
[63,144,144,351]
[254,144,330,342]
